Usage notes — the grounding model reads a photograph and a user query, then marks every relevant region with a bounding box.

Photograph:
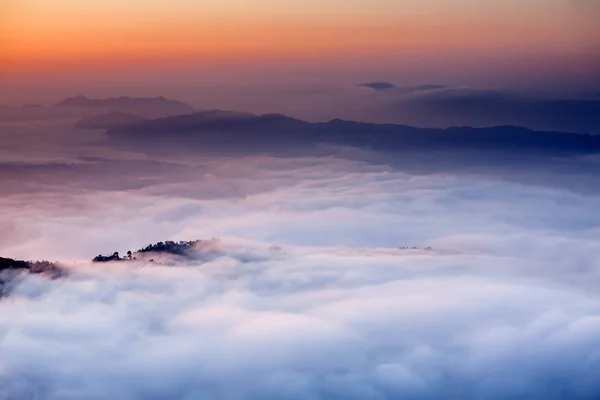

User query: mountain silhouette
[0,257,64,297]
[106,110,600,155]
[357,86,600,134]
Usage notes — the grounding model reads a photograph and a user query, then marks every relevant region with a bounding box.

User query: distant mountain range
[3,89,598,134]
[57,95,195,117]
[0,96,195,121]
[352,84,600,134]
[105,109,600,155]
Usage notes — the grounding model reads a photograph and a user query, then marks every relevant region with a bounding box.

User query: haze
[2,0,599,105]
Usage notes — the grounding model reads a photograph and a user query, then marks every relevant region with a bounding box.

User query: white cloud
[2,121,600,399]
[2,244,600,399]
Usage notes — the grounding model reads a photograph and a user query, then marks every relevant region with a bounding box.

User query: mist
[2,109,600,398]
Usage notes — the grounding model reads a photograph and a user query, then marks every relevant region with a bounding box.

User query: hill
[0,257,64,297]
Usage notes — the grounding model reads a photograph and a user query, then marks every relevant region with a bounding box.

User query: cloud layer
[1,118,600,399]
[2,239,600,399]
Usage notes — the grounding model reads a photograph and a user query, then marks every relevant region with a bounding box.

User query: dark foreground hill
[0,240,214,296]
[92,240,202,262]
[0,257,64,297]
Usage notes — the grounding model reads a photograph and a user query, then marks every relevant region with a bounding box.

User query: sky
[1,0,599,100]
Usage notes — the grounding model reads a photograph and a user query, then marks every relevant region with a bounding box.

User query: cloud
[2,117,600,399]
[358,82,397,91]
[1,238,600,399]
[395,84,450,94]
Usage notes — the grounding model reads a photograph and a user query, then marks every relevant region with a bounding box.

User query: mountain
[108,109,306,131]
[75,111,149,130]
[0,96,196,121]
[92,240,206,263]
[106,110,600,155]
[56,96,195,118]
[105,110,312,154]
[0,239,218,297]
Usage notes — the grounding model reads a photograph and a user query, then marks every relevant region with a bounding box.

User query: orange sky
[1,0,598,85]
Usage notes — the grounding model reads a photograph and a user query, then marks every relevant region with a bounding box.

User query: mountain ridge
[105,110,600,155]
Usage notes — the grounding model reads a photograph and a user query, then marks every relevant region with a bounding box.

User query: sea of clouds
[1,120,600,399]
